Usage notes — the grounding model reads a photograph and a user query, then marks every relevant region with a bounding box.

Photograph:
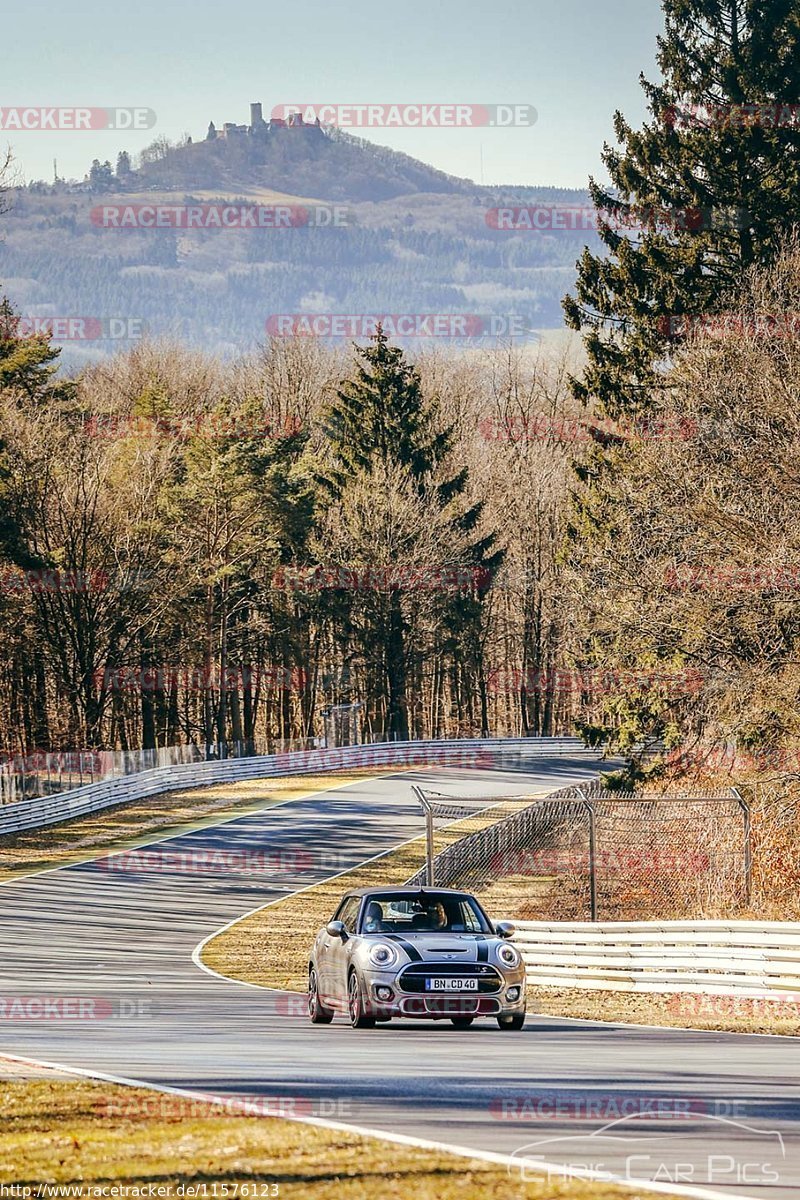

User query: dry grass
[0,770,398,882]
[530,987,800,1036]
[0,1060,680,1199]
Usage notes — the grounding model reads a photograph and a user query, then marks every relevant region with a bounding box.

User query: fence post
[731,786,752,907]
[412,785,435,886]
[578,787,598,922]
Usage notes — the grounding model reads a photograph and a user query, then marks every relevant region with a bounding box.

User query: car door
[316,897,349,1005]
[326,895,361,1005]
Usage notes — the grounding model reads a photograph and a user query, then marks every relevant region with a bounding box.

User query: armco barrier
[0,737,599,836]
[513,919,800,996]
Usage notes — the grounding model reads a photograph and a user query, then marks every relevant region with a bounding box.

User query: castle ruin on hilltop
[207,102,323,141]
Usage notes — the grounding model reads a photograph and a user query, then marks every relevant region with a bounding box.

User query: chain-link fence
[409,782,750,921]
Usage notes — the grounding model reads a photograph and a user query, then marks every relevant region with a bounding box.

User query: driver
[427,902,448,930]
[363,901,384,932]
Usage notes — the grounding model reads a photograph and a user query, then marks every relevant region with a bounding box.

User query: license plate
[425,977,478,991]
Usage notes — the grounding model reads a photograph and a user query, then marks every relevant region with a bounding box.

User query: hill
[131,122,472,203]
[1,117,599,367]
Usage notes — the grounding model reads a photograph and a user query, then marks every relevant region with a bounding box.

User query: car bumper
[364,968,526,1020]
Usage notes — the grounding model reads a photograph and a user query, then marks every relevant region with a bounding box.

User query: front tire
[497,1012,525,1031]
[308,967,334,1024]
[348,971,375,1029]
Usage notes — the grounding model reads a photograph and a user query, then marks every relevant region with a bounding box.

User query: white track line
[0,1048,759,1200]
[5,771,777,1197]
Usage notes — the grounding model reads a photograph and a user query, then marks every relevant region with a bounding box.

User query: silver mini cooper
[308,886,526,1030]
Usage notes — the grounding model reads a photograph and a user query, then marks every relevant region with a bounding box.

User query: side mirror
[326,919,347,939]
[495,920,516,940]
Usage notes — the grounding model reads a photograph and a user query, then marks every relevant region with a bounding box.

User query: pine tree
[563,1,800,773]
[322,326,454,490]
[564,0,800,420]
[0,296,72,403]
[320,327,502,739]
[0,296,72,571]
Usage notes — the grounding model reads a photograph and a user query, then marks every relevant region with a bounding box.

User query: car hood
[382,933,495,963]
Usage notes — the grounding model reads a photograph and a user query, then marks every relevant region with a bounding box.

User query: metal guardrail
[0,737,598,837]
[0,740,321,805]
[512,919,800,995]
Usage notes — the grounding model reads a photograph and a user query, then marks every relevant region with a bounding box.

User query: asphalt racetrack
[0,757,798,1199]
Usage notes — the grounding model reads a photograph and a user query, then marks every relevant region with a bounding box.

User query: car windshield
[360,892,491,934]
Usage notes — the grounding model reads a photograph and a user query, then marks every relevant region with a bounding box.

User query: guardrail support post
[578,787,597,922]
[731,786,752,907]
[412,784,435,886]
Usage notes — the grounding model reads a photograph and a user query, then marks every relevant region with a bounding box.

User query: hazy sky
[4,0,665,189]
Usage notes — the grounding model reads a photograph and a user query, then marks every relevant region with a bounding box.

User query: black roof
[343,886,474,899]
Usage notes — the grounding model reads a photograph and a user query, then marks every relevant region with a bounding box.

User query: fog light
[375,986,394,1002]
[506,986,521,1002]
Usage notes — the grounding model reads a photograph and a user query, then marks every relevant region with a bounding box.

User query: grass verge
[529,986,800,1036]
[0,770,397,883]
[0,1059,685,1199]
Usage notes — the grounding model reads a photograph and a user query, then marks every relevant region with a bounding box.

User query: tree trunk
[385,594,408,740]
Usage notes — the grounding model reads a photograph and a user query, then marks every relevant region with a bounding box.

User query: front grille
[399,996,502,1016]
[398,962,502,994]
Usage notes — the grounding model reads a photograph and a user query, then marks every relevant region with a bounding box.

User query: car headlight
[497,942,520,968]
[368,942,398,968]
